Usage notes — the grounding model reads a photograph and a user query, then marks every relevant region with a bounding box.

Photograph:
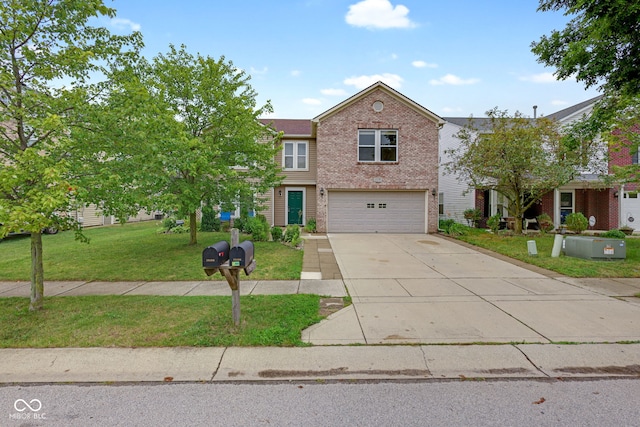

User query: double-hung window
[283,141,308,170]
[358,129,397,162]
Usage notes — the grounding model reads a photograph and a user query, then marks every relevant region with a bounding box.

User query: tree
[531,0,640,98]
[0,0,141,310]
[532,1,640,188]
[128,45,282,245]
[444,109,579,234]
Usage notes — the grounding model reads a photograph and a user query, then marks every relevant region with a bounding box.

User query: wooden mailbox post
[203,229,256,326]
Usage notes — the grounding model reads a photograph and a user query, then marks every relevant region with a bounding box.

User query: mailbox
[202,240,230,267]
[229,241,254,267]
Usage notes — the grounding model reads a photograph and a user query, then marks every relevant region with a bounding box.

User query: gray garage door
[328,191,426,233]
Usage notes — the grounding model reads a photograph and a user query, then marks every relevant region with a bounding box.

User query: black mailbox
[229,241,254,267]
[202,240,230,267]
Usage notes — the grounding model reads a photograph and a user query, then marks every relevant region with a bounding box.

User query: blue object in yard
[220,212,231,221]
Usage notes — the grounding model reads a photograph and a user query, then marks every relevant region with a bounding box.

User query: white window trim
[358,129,398,163]
[285,187,306,226]
[282,141,309,171]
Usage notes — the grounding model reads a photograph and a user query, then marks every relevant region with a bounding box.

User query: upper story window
[358,129,398,162]
[283,141,307,170]
[632,150,638,165]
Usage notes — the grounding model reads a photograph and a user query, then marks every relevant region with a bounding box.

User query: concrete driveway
[303,234,640,345]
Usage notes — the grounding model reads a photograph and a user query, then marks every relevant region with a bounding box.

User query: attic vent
[372,100,384,112]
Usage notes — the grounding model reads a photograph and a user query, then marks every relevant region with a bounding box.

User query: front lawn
[455,229,640,278]
[0,294,322,347]
[0,221,303,281]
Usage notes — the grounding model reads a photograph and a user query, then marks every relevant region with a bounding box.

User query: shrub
[233,215,248,233]
[284,225,301,245]
[601,229,626,239]
[565,212,588,234]
[463,208,482,227]
[536,213,554,233]
[305,217,317,233]
[162,216,177,231]
[439,219,456,233]
[246,215,269,242]
[200,206,220,232]
[486,213,502,233]
[271,226,283,242]
[445,222,469,237]
[160,216,188,233]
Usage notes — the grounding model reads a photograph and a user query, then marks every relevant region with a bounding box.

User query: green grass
[0,294,324,348]
[456,229,640,278]
[0,221,302,281]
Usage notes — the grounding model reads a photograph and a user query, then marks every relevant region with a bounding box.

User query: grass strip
[0,221,303,281]
[456,230,640,278]
[0,294,323,348]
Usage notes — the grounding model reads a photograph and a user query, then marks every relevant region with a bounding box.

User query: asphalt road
[2,379,640,426]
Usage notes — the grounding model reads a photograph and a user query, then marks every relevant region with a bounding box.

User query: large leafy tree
[532,0,640,187]
[531,0,640,98]
[131,45,283,245]
[0,0,141,310]
[444,109,579,233]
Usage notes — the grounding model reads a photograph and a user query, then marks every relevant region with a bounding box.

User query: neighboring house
[439,96,637,231]
[260,81,444,233]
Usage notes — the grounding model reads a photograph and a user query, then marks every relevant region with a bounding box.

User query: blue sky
[104,0,601,119]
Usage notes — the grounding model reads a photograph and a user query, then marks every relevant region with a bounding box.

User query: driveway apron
[303,234,640,345]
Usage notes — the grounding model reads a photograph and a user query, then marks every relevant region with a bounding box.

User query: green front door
[287,191,303,225]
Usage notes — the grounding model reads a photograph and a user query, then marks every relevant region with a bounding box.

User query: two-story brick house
[260,81,444,233]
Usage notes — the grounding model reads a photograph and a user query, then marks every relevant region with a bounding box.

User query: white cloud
[429,74,480,86]
[110,18,141,32]
[442,106,463,114]
[321,88,348,96]
[412,60,438,69]
[519,72,557,83]
[551,100,569,106]
[345,0,416,29]
[291,70,301,77]
[344,73,403,89]
[250,66,269,75]
[302,98,323,105]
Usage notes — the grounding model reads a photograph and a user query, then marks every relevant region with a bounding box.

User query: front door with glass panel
[560,192,574,223]
[287,191,303,225]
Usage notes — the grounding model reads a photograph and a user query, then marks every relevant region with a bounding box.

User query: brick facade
[314,86,441,233]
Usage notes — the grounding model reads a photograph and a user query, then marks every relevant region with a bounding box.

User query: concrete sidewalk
[0,279,347,298]
[1,344,639,383]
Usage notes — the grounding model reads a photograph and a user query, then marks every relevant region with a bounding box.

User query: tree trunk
[189,211,198,245]
[29,231,44,311]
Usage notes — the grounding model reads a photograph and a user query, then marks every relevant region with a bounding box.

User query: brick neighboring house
[440,96,639,231]
[260,81,444,233]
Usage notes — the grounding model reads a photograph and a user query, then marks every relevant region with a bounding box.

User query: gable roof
[443,117,493,132]
[444,95,605,131]
[259,118,313,137]
[546,95,603,122]
[312,81,445,126]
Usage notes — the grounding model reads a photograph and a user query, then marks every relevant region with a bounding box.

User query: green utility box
[563,236,626,260]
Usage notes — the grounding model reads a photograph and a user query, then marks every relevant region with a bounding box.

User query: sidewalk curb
[1,344,638,384]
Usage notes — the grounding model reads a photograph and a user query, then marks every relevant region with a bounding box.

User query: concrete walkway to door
[302,233,640,345]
